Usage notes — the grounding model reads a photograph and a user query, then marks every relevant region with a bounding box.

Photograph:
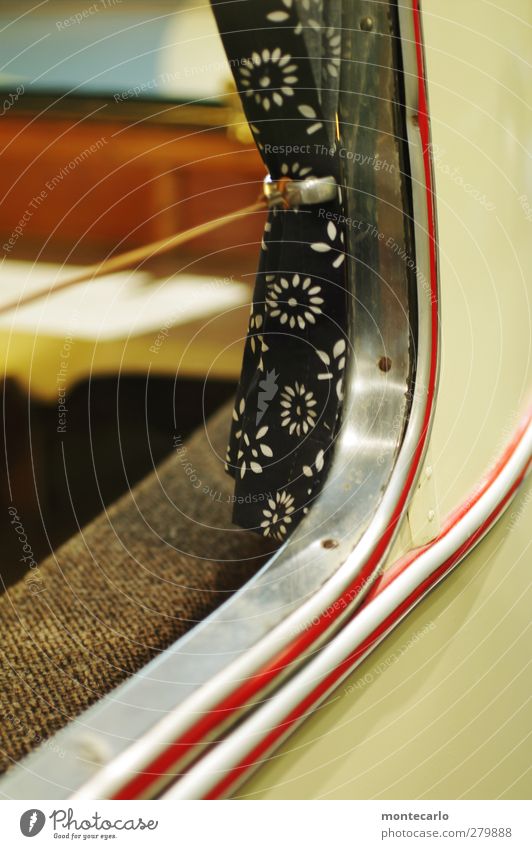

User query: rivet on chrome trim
[378,356,392,373]
[360,16,374,31]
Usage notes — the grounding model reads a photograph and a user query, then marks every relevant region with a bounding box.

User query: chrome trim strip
[0,0,439,800]
[163,421,532,799]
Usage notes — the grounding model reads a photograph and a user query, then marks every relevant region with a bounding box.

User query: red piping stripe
[202,1,531,799]
[112,0,439,800]
[365,406,532,602]
[206,462,529,799]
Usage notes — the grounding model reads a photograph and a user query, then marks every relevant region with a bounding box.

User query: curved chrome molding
[163,411,532,799]
[0,0,439,800]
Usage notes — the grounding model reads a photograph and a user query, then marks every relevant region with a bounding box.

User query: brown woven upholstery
[0,402,276,774]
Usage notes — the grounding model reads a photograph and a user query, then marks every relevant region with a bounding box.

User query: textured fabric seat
[0,401,276,774]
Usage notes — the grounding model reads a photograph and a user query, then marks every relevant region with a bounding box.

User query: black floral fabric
[210,0,348,541]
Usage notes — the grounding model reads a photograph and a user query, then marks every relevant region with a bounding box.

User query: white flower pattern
[311,220,345,268]
[214,0,347,542]
[297,103,324,135]
[239,49,298,112]
[237,425,273,478]
[317,338,347,401]
[260,490,295,540]
[267,0,322,34]
[280,382,317,436]
[323,27,341,79]
[280,161,313,179]
[266,273,324,329]
[225,396,246,471]
[261,219,272,251]
[302,448,325,478]
[249,305,269,370]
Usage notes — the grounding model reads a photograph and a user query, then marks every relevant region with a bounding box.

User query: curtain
[210,0,348,541]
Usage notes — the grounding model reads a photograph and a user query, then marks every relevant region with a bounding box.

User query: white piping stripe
[163,420,532,799]
[69,0,438,801]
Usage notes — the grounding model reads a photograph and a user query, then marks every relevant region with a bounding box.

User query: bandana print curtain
[210,0,349,542]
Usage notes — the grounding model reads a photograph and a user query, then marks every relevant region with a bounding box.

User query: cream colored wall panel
[240,481,532,799]
[152,0,531,801]
[420,0,531,517]
[242,5,532,797]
